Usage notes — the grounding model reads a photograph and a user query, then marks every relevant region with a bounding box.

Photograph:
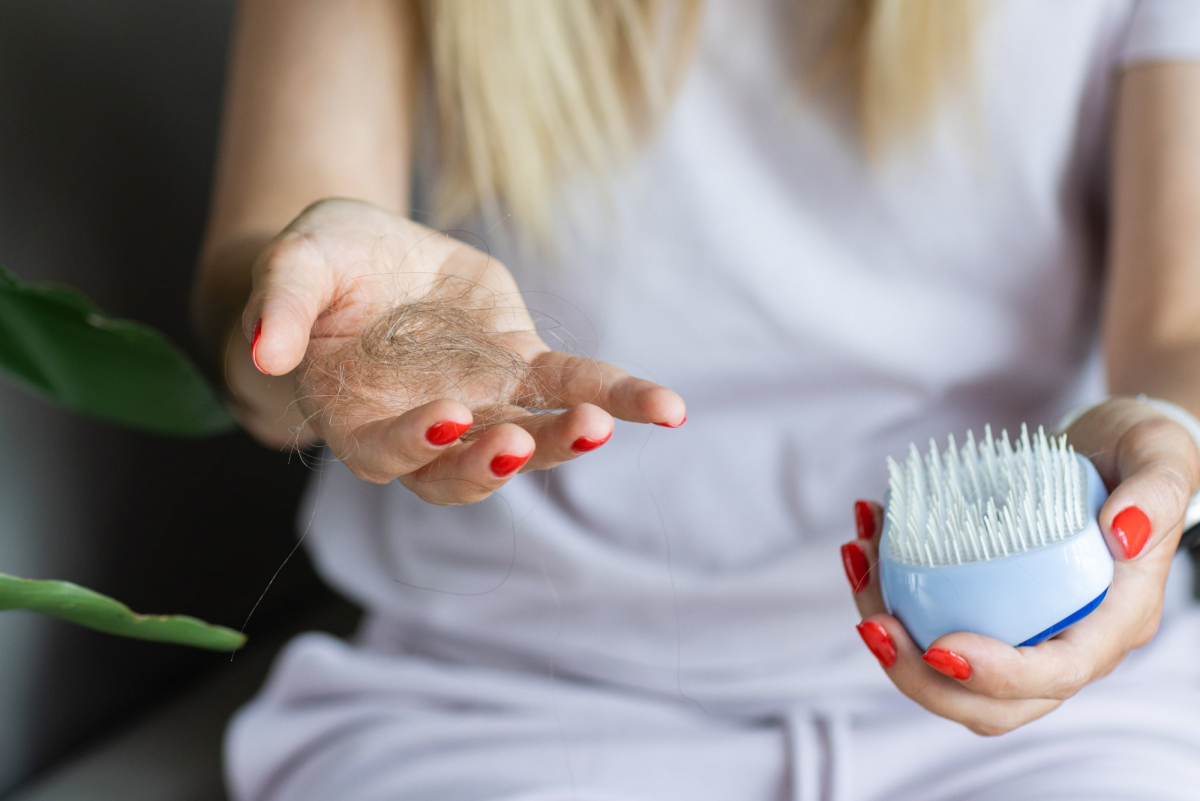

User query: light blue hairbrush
[879,425,1113,651]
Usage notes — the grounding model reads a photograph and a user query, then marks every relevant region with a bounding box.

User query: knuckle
[1121,418,1200,494]
[348,464,391,485]
[452,487,491,505]
[965,705,1037,737]
[899,674,941,709]
[990,672,1023,700]
[1090,655,1123,683]
[966,721,1013,737]
[399,476,431,501]
[1133,608,1163,649]
[1050,661,1091,701]
[1149,464,1193,517]
[1048,679,1083,702]
[404,476,462,506]
[1123,416,1176,448]
[419,468,494,505]
[387,438,428,470]
[260,234,310,276]
[300,197,340,216]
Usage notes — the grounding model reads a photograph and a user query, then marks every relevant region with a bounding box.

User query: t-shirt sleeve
[1121,0,1200,66]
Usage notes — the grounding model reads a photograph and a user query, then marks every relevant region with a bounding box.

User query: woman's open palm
[241,198,685,505]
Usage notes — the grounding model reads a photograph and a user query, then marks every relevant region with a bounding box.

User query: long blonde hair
[420,0,983,238]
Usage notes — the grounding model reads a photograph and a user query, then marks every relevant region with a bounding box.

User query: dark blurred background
[0,3,354,798]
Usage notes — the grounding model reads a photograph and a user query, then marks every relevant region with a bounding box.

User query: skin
[847,64,1200,735]
[193,0,685,504]
[195,2,1200,731]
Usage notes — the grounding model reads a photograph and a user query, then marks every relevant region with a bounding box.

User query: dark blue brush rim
[1017,587,1109,647]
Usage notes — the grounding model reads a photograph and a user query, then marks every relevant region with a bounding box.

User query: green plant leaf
[0,268,235,436]
[0,573,245,652]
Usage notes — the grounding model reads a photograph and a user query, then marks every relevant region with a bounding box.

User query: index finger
[524,351,686,427]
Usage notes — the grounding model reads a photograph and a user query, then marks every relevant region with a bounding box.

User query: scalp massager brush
[879,425,1113,651]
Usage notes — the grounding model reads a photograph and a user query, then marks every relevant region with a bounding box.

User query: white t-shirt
[301,0,1200,707]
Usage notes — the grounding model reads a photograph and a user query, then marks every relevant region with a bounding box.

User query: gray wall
[0,2,325,792]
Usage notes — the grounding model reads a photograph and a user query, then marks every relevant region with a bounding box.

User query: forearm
[1108,345,1200,419]
[193,0,418,446]
[1105,64,1200,417]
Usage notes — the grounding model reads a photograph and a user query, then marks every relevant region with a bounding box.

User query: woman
[195,1,1200,798]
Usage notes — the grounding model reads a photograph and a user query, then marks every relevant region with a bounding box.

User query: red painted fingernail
[840,542,870,594]
[571,431,612,453]
[426,420,471,447]
[855,500,876,540]
[1112,506,1151,560]
[250,319,267,374]
[656,414,686,428]
[490,452,532,478]
[856,621,897,668]
[923,648,973,680]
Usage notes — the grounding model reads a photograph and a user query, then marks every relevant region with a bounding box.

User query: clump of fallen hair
[358,299,534,409]
[298,293,544,438]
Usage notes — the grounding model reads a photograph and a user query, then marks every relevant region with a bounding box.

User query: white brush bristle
[885,424,1088,567]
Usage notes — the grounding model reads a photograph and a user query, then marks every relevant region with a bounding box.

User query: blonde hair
[850,0,983,155]
[420,0,983,238]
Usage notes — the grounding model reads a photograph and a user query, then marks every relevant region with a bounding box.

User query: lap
[225,633,786,801]
[227,606,1200,801]
[858,604,1200,801]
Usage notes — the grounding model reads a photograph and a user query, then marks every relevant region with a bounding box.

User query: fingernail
[923,647,972,680]
[251,319,267,374]
[490,452,532,478]
[840,542,870,594]
[571,432,612,453]
[855,500,876,540]
[1112,506,1151,560]
[426,420,471,447]
[656,414,686,428]
[856,621,897,668]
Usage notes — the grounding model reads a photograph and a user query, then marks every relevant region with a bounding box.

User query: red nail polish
[840,542,870,594]
[656,414,686,428]
[490,452,532,478]
[1112,506,1151,560]
[426,420,471,447]
[571,432,612,453]
[923,647,972,680]
[855,500,876,540]
[856,621,897,668]
[251,319,267,374]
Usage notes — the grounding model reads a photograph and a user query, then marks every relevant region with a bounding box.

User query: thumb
[241,234,331,376]
[1098,416,1200,560]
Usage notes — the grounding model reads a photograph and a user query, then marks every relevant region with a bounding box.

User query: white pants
[227,601,1200,801]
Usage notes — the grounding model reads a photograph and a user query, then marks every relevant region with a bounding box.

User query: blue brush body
[879,426,1113,651]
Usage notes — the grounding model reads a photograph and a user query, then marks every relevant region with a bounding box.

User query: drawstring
[824,709,852,801]
[783,706,853,801]
[784,708,820,801]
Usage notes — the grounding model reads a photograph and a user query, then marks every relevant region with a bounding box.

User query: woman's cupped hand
[237,198,685,505]
[842,397,1199,735]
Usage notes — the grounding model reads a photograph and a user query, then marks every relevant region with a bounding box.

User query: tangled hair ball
[297,280,547,439]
